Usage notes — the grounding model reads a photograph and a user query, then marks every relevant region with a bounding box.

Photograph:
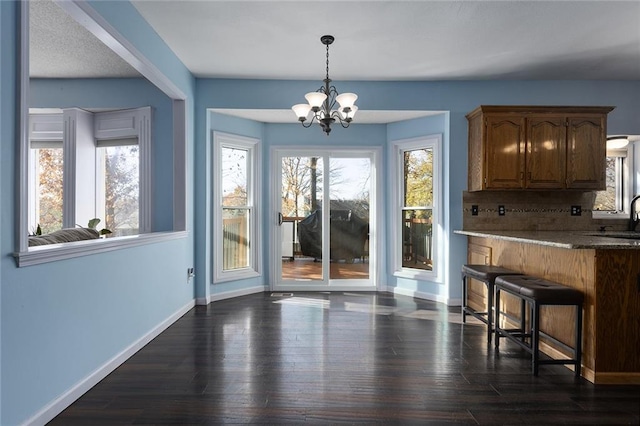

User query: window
[594,144,633,218]
[29,142,64,234]
[391,135,441,279]
[213,132,261,282]
[28,112,64,235]
[96,141,140,236]
[27,107,149,239]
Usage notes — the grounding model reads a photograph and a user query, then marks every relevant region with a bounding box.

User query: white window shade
[96,137,138,147]
[606,148,627,158]
[30,140,63,149]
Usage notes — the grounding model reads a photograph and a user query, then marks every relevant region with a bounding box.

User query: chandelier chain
[326,42,330,81]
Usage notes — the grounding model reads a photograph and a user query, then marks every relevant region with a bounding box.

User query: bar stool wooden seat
[461,264,523,342]
[494,275,583,376]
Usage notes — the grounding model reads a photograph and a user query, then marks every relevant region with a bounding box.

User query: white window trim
[94,107,152,234]
[28,112,64,230]
[389,134,442,282]
[212,132,262,283]
[593,143,634,220]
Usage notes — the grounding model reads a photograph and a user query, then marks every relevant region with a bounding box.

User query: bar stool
[494,275,583,376]
[461,264,523,342]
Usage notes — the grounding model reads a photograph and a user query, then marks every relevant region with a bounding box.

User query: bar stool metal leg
[575,304,583,378]
[532,301,540,376]
[486,282,494,343]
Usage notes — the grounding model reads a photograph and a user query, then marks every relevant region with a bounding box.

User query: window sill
[213,268,260,284]
[393,268,440,283]
[14,231,188,267]
[592,211,628,220]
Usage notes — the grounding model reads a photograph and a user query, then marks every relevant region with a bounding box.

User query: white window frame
[94,107,152,234]
[390,134,442,281]
[28,112,65,231]
[212,132,261,283]
[593,143,634,219]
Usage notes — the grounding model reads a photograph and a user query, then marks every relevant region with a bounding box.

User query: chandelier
[291,35,358,135]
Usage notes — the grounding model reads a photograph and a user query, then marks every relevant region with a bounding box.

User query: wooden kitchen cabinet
[467,106,613,191]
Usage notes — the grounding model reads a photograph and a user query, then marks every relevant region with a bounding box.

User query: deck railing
[222,216,248,270]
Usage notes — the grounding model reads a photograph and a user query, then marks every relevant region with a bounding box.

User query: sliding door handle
[278,212,283,226]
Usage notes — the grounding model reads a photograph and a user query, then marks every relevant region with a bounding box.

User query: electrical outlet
[571,205,582,216]
[187,267,195,280]
[498,205,505,216]
[471,205,479,216]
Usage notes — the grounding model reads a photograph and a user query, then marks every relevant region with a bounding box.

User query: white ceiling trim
[210,109,445,124]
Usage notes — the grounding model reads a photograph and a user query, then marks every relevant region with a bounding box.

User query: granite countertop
[454,230,640,249]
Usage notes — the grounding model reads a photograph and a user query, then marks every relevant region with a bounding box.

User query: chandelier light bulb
[305,92,327,109]
[336,93,358,110]
[292,104,312,121]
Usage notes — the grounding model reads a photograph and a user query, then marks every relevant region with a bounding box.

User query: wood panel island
[455,230,640,385]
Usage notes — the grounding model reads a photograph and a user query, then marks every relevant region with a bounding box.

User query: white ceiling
[131,0,640,81]
[29,1,640,125]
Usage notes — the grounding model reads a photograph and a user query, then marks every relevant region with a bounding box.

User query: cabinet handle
[528,172,532,180]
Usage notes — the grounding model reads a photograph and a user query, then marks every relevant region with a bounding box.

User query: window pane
[594,156,617,211]
[36,148,64,234]
[404,148,433,207]
[222,147,248,207]
[402,209,432,271]
[100,145,139,236]
[280,156,323,218]
[223,208,250,270]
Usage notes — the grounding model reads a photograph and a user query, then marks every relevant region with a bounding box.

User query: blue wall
[1,1,196,424]
[0,1,17,422]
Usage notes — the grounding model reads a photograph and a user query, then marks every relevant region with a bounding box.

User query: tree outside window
[34,147,64,234]
[99,145,139,236]
[402,148,434,270]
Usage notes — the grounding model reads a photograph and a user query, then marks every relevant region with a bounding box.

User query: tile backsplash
[462,191,627,231]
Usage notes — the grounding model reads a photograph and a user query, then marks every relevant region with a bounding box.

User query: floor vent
[271,292,294,297]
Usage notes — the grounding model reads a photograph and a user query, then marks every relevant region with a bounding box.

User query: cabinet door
[526,116,566,189]
[566,116,606,189]
[485,115,525,189]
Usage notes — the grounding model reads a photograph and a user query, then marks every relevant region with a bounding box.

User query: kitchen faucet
[629,194,640,231]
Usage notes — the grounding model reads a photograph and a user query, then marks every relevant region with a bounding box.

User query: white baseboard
[196,296,209,305]
[209,285,266,302]
[23,299,196,426]
[391,286,459,306]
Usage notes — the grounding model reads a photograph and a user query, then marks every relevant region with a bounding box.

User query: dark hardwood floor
[50,292,640,425]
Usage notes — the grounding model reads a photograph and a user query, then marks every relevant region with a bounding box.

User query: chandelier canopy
[292,35,358,135]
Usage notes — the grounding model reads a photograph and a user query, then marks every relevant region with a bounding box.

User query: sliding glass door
[273,149,376,291]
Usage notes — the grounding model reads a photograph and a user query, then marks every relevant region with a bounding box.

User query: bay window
[28,107,149,240]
